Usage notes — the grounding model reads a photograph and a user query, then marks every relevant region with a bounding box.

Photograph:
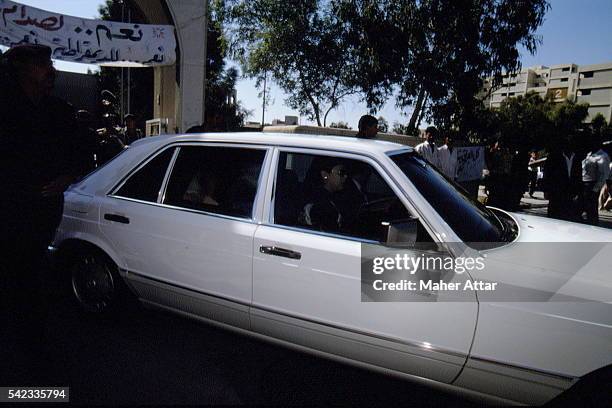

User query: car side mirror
[381,217,419,247]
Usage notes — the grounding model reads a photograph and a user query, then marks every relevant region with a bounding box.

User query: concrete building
[482,62,612,122]
[271,116,299,126]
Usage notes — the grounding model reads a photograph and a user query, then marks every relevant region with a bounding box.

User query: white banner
[0,0,176,66]
[456,146,485,182]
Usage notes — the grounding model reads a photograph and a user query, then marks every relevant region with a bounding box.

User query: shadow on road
[2,295,475,406]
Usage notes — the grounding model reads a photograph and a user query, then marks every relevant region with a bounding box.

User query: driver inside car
[301,157,359,233]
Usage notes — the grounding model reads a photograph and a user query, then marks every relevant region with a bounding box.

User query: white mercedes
[51,132,612,405]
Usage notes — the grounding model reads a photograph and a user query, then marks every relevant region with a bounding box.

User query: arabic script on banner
[0,0,176,66]
[456,146,485,182]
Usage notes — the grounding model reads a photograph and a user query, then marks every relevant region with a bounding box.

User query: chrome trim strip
[106,196,257,224]
[257,223,380,245]
[251,305,467,359]
[468,355,576,383]
[126,270,465,359]
[129,270,574,385]
[158,146,181,204]
[141,298,518,406]
[126,270,252,308]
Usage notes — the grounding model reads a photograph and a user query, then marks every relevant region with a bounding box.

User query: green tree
[377,116,389,133]
[590,113,611,142]
[547,99,589,145]
[329,121,351,129]
[496,92,553,150]
[206,67,253,129]
[203,1,252,129]
[334,0,549,135]
[392,122,409,135]
[228,0,358,126]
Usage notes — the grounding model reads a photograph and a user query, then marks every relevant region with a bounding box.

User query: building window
[562,67,570,72]
[581,71,594,78]
[561,78,568,82]
[579,89,592,96]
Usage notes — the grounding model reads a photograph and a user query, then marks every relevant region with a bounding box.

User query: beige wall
[134,0,207,133]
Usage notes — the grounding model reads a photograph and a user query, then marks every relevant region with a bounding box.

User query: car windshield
[389,150,507,245]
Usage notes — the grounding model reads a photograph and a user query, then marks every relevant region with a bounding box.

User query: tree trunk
[304,90,322,126]
[416,95,428,130]
[314,106,322,127]
[323,105,335,127]
[408,86,426,131]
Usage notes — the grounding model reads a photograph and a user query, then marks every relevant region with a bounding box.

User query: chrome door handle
[104,213,130,224]
[259,246,301,260]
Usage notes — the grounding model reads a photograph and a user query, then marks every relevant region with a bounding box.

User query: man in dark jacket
[543,137,582,221]
[0,44,84,383]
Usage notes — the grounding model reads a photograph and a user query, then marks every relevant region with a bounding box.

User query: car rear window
[114,147,175,202]
[163,146,266,219]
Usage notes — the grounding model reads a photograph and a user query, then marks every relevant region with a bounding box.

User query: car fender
[53,226,127,271]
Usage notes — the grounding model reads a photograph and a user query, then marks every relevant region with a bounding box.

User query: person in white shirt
[437,135,458,180]
[598,156,612,211]
[582,137,611,225]
[415,126,440,167]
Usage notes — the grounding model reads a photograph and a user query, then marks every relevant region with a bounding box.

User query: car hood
[511,212,612,243]
[474,212,612,303]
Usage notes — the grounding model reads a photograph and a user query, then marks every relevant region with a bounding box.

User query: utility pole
[202,0,208,126]
[120,0,125,121]
[127,7,131,115]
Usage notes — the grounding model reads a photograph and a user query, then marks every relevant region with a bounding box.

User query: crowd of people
[483,134,611,226]
[543,135,611,225]
[357,114,612,227]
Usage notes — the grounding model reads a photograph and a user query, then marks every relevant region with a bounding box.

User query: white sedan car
[51,132,612,405]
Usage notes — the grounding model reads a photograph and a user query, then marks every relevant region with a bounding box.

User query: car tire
[67,248,133,314]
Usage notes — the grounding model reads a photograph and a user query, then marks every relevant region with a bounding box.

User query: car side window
[114,147,175,202]
[163,146,266,219]
[273,152,426,242]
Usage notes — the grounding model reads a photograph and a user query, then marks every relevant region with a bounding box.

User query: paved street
[520,193,612,229]
[1,294,475,406]
[479,187,612,230]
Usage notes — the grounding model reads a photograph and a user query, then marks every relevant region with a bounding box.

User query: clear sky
[10,0,612,129]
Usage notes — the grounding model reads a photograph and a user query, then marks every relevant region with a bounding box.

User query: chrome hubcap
[71,256,115,312]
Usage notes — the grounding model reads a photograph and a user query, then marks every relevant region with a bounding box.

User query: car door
[99,143,270,329]
[251,148,478,383]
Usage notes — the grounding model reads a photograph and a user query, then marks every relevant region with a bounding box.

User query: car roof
[135,132,413,156]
